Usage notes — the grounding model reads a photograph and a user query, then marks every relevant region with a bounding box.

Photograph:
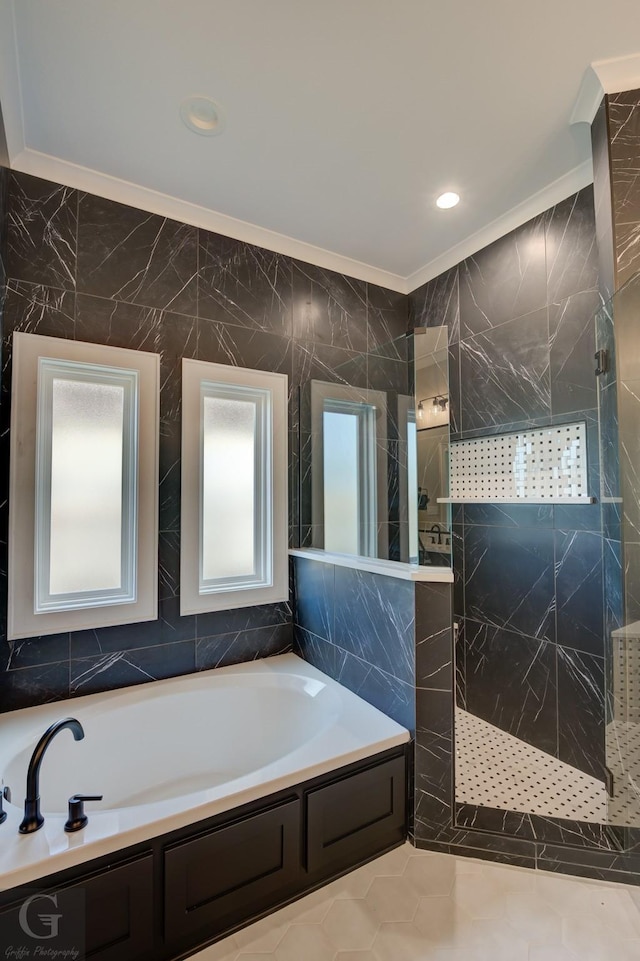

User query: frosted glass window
[199,383,270,594]
[35,359,138,613]
[181,359,287,615]
[323,410,359,555]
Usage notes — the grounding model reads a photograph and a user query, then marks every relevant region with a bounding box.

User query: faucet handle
[64,794,103,833]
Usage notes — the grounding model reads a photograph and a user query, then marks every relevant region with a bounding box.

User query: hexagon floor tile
[192,843,640,961]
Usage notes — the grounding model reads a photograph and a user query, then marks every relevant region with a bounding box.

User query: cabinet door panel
[164,799,300,947]
[306,756,406,873]
[0,855,154,961]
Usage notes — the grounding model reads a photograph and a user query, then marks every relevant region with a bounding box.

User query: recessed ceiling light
[180,97,225,136]
[436,191,460,209]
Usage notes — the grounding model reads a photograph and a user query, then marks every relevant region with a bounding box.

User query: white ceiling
[1,0,640,292]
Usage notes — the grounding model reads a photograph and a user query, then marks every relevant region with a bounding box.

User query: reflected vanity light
[417,395,448,422]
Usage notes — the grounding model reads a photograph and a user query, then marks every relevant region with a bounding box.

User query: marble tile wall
[607,88,640,290]
[292,554,453,837]
[292,556,417,731]
[0,169,408,712]
[405,185,640,884]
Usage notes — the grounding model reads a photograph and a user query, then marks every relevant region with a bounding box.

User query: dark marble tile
[408,266,459,344]
[70,640,196,697]
[545,186,599,303]
[464,525,555,642]
[536,842,640,886]
[289,427,299,536]
[76,293,197,422]
[463,503,554,528]
[332,643,415,731]
[618,378,640,544]
[198,231,292,335]
[415,832,537,868]
[293,340,366,392]
[557,645,605,781]
[0,662,69,713]
[455,618,466,708]
[414,689,454,838]
[196,602,291,640]
[199,317,292,378]
[452,524,464,621]
[367,353,408,395]
[448,342,461,434]
[333,567,415,683]
[460,216,546,339]
[591,100,616,304]
[610,275,640,384]
[159,418,181,532]
[292,556,334,641]
[549,289,601,416]
[604,537,623,638]
[366,283,409,352]
[454,803,618,850]
[159,531,180,600]
[6,633,70,670]
[69,598,195,659]
[465,621,558,756]
[8,171,77,290]
[608,91,640,227]
[555,530,604,656]
[293,626,338,679]
[2,280,75,348]
[460,308,551,431]
[415,582,452,689]
[616,221,640,291]
[196,623,292,671]
[77,193,198,314]
[292,261,368,352]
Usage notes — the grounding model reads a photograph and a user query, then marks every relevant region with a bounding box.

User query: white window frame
[310,380,388,559]
[34,358,139,613]
[8,332,159,640]
[181,359,288,615]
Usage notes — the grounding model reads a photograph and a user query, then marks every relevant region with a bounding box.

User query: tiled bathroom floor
[192,843,640,961]
[455,708,608,822]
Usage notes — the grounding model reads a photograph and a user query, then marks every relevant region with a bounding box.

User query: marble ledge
[288,549,453,582]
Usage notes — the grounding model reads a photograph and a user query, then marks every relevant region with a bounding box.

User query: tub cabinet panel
[0,854,154,961]
[164,798,300,949]
[306,755,406,874]
[80,855,154,961]
[0,747,407,961]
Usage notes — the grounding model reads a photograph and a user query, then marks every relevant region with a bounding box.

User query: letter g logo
[18,892,63,940]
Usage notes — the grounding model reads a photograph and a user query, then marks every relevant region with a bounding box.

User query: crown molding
[405,159,593,293]
[571,52,640,125]
[11,147,409,293]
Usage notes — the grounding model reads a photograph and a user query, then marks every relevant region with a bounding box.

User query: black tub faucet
[19,718,85,835]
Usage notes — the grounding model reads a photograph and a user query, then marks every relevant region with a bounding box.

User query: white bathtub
[0,653,409,890]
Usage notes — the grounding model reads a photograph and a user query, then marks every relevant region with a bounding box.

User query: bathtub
[0,653,409,890]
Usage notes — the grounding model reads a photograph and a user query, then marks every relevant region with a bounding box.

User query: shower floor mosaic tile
[455,708,608,822]
[607,719,640,827]
[193,843,640,961]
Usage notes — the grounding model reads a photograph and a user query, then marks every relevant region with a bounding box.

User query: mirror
[413,327,451,567]
[299,326,451,569]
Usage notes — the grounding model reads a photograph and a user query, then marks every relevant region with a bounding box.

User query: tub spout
[19,718,85,835]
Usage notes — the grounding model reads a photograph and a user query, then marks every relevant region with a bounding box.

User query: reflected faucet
[19,718,84,834]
